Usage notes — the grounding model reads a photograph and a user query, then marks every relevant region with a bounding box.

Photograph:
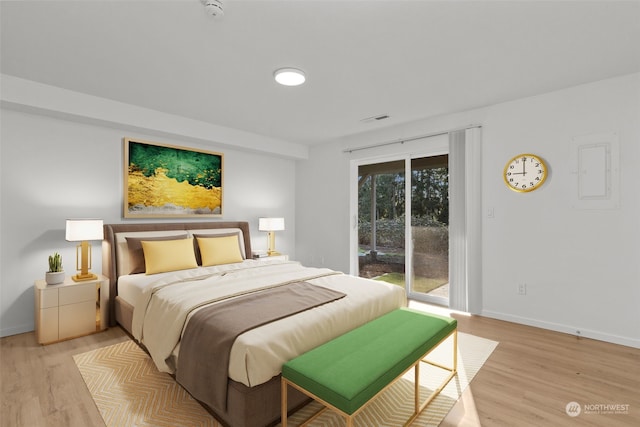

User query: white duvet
[130,259,406,387]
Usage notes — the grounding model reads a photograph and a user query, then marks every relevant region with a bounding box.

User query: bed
[102,221,406,427]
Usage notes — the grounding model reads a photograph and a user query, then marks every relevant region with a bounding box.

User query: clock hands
[512,157,528,175]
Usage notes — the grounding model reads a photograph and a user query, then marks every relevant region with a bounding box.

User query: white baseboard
[481,310,640,349]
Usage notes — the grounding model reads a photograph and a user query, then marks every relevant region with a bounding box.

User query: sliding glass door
[356,154,449,305]
[350,126,481,313]
[357,160,406,282]
[409,155,449,305]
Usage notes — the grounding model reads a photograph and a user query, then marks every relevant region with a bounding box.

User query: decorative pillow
[125,234,188,274]
[193,232,244,265]
[197,235,244,266]
[141,238,198,275]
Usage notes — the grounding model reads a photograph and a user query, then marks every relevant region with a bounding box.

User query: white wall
[2,73,638,347]
[0,109,297,337]
[296,73,640,348]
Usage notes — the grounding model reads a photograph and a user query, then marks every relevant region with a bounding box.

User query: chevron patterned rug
[74,332,497,427]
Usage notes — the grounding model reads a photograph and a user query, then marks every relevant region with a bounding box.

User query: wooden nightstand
[34,274,109,344]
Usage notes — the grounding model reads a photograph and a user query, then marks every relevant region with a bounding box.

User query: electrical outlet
[518,283,527,295]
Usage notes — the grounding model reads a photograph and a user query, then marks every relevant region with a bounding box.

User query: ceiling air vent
[360,114,390,123]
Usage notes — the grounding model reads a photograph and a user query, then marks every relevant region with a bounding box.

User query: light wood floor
[1,312,638,427]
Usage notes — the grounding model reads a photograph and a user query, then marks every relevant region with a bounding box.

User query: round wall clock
[503,153,548,192]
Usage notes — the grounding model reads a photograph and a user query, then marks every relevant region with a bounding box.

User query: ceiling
[2,1,639,146]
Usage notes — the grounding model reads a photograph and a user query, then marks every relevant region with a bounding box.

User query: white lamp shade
[258,217,285,232]
[65,219,104,241]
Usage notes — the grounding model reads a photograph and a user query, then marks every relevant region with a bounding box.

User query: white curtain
[448,127,482,313]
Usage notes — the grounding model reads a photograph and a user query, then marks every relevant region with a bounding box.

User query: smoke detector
[201,0,224,17]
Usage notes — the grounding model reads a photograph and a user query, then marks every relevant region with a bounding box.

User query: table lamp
[258,217,285,256]
[65,219,104,281]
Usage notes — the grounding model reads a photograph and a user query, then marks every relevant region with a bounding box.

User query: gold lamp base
[73,240,97,282]
[266,231,280,256]
[71,272,98,282]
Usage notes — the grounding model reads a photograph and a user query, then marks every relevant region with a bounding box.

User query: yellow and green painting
[124,138,223,217]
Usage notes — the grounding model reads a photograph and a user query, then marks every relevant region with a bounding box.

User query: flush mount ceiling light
[274,68,306,86]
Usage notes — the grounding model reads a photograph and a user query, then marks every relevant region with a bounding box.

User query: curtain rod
[342,124,482,154]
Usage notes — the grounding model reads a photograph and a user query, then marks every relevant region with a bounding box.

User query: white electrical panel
[570,132,619,209]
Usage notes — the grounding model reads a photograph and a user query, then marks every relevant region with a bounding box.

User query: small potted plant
[45,252,65,285]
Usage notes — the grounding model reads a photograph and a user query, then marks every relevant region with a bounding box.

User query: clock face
[503,154,548,192]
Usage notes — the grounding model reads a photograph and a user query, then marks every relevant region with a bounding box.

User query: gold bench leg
[453,328,458,371]
[404,328,458,427]
[281,377,288,427]
[414,359,420,413]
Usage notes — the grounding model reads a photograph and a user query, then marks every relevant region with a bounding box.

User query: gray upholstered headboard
[102,221,252,326]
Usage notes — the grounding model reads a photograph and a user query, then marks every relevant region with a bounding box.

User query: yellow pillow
[197,235,243,266]
[141,238,198,274]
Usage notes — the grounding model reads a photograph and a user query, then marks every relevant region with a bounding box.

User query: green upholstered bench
[281,308,457,427]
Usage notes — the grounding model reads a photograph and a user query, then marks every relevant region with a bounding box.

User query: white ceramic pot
[45,271,65,285]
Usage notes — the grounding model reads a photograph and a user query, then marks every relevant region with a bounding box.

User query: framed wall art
[123,138,223,218]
